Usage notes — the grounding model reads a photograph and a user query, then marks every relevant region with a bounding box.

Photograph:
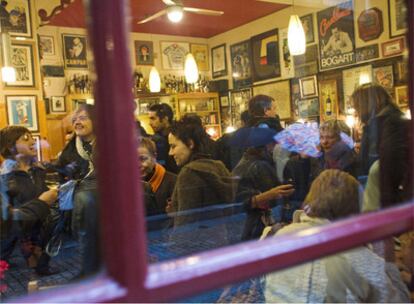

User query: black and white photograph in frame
[50,96,66,113]
[39,35,55,56]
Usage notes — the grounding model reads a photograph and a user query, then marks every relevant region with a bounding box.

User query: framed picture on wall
[299,75,318,99]
[50,96,66,113]
[62,34,88,69]
[300,14,315,44]
[388,0,407,38]
[342,65,372,112]
[6,95,38,132]
[231,88,252,127]
[230,40,252,89]
[39,35,55,56]
[160,41,189,70]
[211,44,227,78]
[6,42,36,87]
[250,29,281,81]
[253,80,291,120]
[381,37,405,57]
[395,85,408,107]
[191,44,209,71]
[0,0,32,37]
[372,65,394,91]
[278,28,294,78]
[134,41,154,66]
[298,98,320,119]
[319,79,339,121]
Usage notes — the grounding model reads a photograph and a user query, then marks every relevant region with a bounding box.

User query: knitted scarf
[148,163,166,193]
[75,136,95,177]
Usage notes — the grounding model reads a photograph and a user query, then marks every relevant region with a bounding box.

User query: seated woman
[0,126,58,276]
[167,115,235,227]
[265,169,410,303]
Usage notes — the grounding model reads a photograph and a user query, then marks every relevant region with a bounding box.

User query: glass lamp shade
[288,14,306,56]
[149,66,161,93]
[184,53,199,84]
[167,5,184,23]
[1,66,16,82]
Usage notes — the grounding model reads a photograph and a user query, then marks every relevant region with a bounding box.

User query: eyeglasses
[138,155,151,162]
[72,115,90,124]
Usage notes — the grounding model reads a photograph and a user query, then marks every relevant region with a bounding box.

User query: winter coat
[232,149,280,240]
[265,211,410,303]
[145,166,176,216]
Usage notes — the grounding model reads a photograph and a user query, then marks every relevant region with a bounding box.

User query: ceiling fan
[137,0,224,24]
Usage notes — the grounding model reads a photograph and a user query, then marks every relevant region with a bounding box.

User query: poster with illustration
[62,34,88,69]
[230,40,252,89]
[134,41,154,65]
[0,0,32,37]
[250,29,280,81]
[317,1,355,71]
[6,95,38,132]
[6,43,35,87]
[278,28,294,79]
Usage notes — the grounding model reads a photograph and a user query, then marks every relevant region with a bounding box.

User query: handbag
[58,179,78,210]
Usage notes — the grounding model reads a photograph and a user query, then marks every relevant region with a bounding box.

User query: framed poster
[279,28,294,79]
[355,44,379,62]
[6,95,38,132]
[298,98,319,119]
[230,40,252,89]
[6,42,35,87]
[39,35,55,56]
[395,85,408,107]
[300,14,315,44]
[62,34,88,69]
[191,44,209,71]
[396,60,408,83]
[388,0,407,38]
[50,96,66,113]
[319,79,339,121]
[253,80,291,120]
[299,75,318,98]
[211,44,227,78]
[357,8,383,42]
[32,134,42,161]
[372,65,394,91]
[230,88,252,126]
[161,41,189,70]
[134,41,154,66]
[381,37,404,57]
[317,1,355,71]
[293,44,318,78]
[250,29,280,82]
[342,65,372,112]
[0,0,32,37]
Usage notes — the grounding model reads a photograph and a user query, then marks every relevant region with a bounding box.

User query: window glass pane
[0,0,100,299]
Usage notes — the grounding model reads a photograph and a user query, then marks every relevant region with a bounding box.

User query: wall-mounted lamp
[149,66,161,93]
[184,53,199,84]
[1,32,16,82]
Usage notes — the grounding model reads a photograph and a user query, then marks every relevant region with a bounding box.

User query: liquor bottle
[326,95,332,116]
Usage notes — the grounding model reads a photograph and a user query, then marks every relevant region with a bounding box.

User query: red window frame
[21,0,414,302]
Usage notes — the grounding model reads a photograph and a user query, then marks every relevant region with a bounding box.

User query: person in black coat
[0,126,58,275]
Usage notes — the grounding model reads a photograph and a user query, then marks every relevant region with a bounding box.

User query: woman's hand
[38,189,58,206]
[253,184,295,209]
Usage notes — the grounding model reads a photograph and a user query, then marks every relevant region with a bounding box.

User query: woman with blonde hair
[265,169,409,303]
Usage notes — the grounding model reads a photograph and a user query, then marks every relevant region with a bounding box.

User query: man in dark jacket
[248,94,283,132]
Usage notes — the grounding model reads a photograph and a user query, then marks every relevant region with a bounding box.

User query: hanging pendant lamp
[149,66,161,93]
[184,53,199,84]
[1,33,16,82]
[288,14,306,56]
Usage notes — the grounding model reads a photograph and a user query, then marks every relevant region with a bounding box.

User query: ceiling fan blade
[183,7,224,16]
[162,0,177,5]
[137,9,167,24]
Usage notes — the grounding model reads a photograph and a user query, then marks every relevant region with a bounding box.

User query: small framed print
[39,35,55,56]
[388,0,407,38]
[300,14,315,44]
[191,44,209,71]
[62,34,88,69]
[6,42,36,87]
[381,38,404,57]
[134,41,154,66]
[160,41,190,70]
[395,85,408,107]
[6,95,39,132]
[298,98,320,119]
[220,95,229,107]
[32,134,42,161]
[211,44,227,78]
[0,0,32,37]
[299,75,318,98]
[372,65,394,91]
[50,96,66,113]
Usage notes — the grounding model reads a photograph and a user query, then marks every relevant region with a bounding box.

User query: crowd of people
[0,83,412,301]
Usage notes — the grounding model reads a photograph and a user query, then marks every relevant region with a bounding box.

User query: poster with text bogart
[317,1,355,71]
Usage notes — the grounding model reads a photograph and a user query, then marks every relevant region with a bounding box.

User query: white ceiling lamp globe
[1,66,16,82]
[167,5,184,23]
[288,14,306,56]
[184,53,199,84]
[149,66,161,93]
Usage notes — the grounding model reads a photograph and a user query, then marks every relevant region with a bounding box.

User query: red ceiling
[45,0,288,38]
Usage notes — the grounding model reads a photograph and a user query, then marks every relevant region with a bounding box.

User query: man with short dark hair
[248,94,283,133]
[148,103,178,173]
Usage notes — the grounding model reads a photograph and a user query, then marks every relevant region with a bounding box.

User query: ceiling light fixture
[287,1,306,56]
[149,66,161,93]
[1,33,16,83]
[184,53,199,84]
[167,5,184,23]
